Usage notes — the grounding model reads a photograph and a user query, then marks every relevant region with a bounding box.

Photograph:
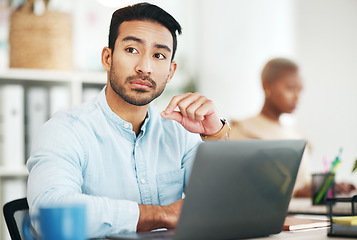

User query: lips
[129,79,153,88]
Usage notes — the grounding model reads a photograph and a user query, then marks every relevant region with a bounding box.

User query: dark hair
[261,58,298,83]
[108,2,182,61]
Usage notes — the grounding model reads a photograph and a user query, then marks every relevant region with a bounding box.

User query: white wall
[294,0,357,182]
[193,0,357,183]
[4,0,356,182]
[195,0,296,120]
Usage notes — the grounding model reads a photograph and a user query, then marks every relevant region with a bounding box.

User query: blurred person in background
[230,58,355,197]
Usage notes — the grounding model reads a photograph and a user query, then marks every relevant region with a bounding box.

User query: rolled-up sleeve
[27,118,139,238]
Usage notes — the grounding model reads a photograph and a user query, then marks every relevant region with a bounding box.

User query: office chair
[3,198,29,240]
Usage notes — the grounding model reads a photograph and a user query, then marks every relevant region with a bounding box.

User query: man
[27,3,229,238]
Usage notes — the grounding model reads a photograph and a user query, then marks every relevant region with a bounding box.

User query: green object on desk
[314,161,340,205]
[352,159,357,173]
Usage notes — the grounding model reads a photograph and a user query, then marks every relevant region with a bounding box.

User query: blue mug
[23,204,87,240]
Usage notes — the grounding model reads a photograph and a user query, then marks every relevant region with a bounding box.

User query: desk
[101,229,345,240]
[288,198,351,215]
[98,198,356,240]
[251,229,342,240]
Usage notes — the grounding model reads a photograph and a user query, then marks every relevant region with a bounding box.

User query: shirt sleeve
[181,131,202,192]
[26,117,139,238]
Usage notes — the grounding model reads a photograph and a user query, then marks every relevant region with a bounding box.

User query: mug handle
[22,215,36,240]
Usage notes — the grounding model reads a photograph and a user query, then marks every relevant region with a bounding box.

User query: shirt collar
[97,86,151,133]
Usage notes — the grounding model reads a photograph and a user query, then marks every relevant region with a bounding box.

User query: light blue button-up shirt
[27,87,202,238]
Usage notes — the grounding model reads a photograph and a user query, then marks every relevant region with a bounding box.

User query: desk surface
[100,198,353,240]
[288,197,352,215]
[251,229,339,240]
[102,229,345,240]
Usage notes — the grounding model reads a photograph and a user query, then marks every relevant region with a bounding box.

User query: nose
[135,55,152,75]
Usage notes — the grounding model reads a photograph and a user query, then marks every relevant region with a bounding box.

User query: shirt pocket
[156,168,184,205]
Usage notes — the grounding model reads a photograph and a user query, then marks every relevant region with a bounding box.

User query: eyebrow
[154,44,171,53]
[122,36,171,53]
[122,36,143,43]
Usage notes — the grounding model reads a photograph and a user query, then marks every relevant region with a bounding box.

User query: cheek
[285,91,295,101]
[112,51,134,71]
[271,89,292,104]
[279,91,295,106]
[153,63,172,79]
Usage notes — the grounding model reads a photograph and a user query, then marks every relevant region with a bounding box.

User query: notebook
[284,216,330,231]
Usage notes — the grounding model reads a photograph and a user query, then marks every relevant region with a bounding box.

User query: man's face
[108,20,176,106]
[269,71,303,114]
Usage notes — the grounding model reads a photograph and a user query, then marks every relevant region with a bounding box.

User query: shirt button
[124,123,130,128]
[141,179,146,184]
[136,142,139,147]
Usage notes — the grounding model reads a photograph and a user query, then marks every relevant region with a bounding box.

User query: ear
[262,80,272,98]
[101,47,112,72]
[166,61,177,83]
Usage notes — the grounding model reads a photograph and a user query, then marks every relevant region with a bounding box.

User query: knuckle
[172,95,180,101]
[178,101,189,109]
[200,96,207,102]
[205,99,214,106]
[195,113,204,121]
[195,108,204,117]
[186,107,195,116]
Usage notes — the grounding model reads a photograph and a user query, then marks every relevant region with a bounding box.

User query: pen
[314,161,341,204]
[323,156,334,198]
[314,149,343,204]
[323,156,329,173]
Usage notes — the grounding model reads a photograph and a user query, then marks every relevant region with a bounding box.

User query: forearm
[137,199,183,231]
[137,204,165,231]
[27,161,139,238]
[28,183,139,238]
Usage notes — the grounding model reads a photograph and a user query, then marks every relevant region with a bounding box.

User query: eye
[125,47,138,54]
[154,53,166,60]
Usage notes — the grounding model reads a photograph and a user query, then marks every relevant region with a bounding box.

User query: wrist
[137,204,167,231]
[200,118,230,140]
[157,205,169,228]
[158,202,181,229]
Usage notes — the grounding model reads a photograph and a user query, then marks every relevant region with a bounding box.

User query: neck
[105,84,149,136]
[260,101,281,123]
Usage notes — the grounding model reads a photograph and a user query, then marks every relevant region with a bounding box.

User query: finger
[186,96,207,120]
[177,92,201,117]
[165,93,192,114]
[161,111,183,124]
[194,99,215,122]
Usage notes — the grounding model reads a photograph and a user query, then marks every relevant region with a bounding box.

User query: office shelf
[0,68,106,84]
[0,166,28,178]
[0,68,107,240]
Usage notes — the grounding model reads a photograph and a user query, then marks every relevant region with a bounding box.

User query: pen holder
[312,173,336,205]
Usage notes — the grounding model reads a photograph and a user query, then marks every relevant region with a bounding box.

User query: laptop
[107,140,306,240]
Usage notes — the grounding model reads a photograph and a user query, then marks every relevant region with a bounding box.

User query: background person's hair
[261,58,298,83]
[108,2,182,61]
